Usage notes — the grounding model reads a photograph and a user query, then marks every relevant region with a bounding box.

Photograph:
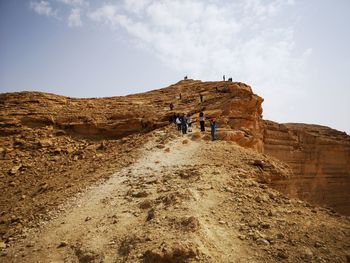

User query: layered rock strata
[263,121,350,215]
[0,80,264,150]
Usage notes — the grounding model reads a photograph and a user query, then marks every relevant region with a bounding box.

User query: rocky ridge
[2,128,350,262]
[0,80,349,262]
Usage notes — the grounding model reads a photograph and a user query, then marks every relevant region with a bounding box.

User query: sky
[0,0,349,133]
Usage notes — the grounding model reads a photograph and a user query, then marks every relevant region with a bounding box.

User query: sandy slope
[2,127,350,262]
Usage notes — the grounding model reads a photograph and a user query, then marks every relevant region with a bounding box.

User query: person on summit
[210,118,217,141]
[199,111,205,132]
[223,75,225,81]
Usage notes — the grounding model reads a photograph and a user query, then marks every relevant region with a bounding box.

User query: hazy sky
[0,0,349,133]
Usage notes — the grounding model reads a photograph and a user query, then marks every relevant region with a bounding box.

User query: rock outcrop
[0,80,264,150]
[263,121,350,215]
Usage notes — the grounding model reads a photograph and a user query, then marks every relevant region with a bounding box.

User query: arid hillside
[0,80,349,262]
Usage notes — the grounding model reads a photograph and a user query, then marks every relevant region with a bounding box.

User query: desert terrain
[0,80,349,262]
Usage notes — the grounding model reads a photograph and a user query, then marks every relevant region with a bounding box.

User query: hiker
[172,113,177,125]
[228,77,232,82]
[181,114,188,134]
[176,115,182,131]
[179,93,182,100]
[210,118,217,141]
[169,103,174,111]
[187,114,192,132]
[200,93,203,103]
[199,111,205,132]
[184,76,188,80]
[223,75,225,81]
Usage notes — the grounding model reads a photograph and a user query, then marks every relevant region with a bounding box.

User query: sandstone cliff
[263,121,350,215]
[0,80,263,149]
[0,80,350,262]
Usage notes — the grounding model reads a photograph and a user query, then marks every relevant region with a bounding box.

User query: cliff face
[0,80,264,150]
[263,120,350,215]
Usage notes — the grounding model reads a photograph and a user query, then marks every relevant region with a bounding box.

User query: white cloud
[88,4,120,27]
[68,8,82,27]
[30,1,57,17]
[57,0,88,7]
[88,0,312,121]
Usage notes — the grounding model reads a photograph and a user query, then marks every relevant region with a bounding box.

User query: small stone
[146,209,155,221]
[57,241,67,248]
[256,238,269,245]
[0,241,6,249]
[276,233,285,239]
[238,234,246,240]
[219,220,226,225]
[303,247,313,260]
[268,210,276,216]
[261,222,270,229]
[9,165,22,175]
[26,242,35,248]
[314,241,322,248]
[85,216,92,222]
[277,251,288,259]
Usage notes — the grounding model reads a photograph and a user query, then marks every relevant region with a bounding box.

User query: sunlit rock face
[0,80,264,150]
[263,121,350,215]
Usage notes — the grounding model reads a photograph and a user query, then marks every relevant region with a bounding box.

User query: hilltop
[0,80,349,262]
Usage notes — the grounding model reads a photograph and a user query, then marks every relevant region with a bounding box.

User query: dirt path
[4,129,254,262]
[4,128,349,263]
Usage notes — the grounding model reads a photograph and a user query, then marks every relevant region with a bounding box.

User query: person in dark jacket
[181,114,188,134]
[210,118,217,141]
[199,111,205,132]
[176,114,181,131]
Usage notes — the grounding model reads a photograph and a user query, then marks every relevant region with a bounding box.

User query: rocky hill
[0,80,349,262]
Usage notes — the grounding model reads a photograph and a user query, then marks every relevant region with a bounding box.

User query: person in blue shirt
[210,119,217,141]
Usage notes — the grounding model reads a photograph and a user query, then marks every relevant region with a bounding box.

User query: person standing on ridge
[223,75,225,81]
[199,111,205,132]
[181,114,188,134]
[210,118,217,141]
[176,114,182,131]
[200,93,203,103]
[179,93,182,100]
[169,103,174,111]
[187,114,192,132]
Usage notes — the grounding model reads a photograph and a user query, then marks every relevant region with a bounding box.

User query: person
[176,115,182,131]
[184,76,188,80]
[223,75,225,81]
[210,118,217,141]
[199,111,205,132]
[181,114,187,134]
[200,93,203,103]
[187,114,192,132]
[172,113,177,125]
[169,103,174,110]
[179,93,182,100]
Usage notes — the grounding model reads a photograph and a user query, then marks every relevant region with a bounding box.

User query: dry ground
[1,127,350,262]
